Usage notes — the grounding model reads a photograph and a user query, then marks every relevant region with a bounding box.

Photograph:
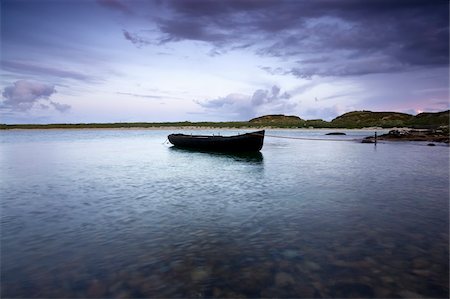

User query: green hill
[249,114,305,127]
[330,111,414,128]
[408,110,449,128]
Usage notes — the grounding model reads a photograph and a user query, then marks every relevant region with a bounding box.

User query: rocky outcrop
[363,128,449,143]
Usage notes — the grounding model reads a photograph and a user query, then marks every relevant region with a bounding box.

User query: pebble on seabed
[190,267,210,282]
[275,272,295,287]
[87,279,106,297]
[282,249,300,259]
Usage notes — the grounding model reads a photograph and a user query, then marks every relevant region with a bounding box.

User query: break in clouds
[196,86,295,120]
[1,80,71,112]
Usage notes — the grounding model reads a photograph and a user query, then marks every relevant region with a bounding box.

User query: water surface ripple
[1,129,448,298]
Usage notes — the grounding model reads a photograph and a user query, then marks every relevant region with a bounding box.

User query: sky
[1,0,449,124]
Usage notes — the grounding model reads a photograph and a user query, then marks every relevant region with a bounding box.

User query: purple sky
[1,0,449,124]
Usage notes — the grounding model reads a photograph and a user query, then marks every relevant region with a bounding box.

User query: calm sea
[1,129,448,298]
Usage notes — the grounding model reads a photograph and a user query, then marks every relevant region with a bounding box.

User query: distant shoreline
[0,126,396,131]
[1,110,448,130]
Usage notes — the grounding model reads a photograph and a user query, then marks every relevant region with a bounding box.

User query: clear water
[1,129,448,298]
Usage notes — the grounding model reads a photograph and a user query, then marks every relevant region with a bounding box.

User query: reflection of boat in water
[168,130,265,152]
[169,146,264,163]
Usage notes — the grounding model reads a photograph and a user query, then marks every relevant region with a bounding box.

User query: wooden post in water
[374,131,377,144]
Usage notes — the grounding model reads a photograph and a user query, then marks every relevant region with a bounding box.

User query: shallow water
[1,129,448,298]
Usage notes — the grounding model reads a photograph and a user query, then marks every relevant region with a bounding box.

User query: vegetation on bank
[249,114,305,126]
[0,121,252,130]
[330,111,412,128]
[1,110,448,130]
[330,110,449,129]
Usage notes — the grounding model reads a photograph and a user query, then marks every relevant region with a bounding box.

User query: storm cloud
[123,0,448,77]
[97,0,132,15]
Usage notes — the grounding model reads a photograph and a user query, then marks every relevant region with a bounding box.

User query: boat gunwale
[169,130,265,139]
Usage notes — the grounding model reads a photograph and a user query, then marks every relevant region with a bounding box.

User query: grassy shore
[0,122,444,130]
[0,122,258,130]
[1,110,448,130]
[0,122,392,130]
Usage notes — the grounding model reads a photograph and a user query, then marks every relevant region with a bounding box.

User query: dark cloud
[1,80,70,112]
[195,85,295,119]
[286,56,407,79]
[130,0,448,77]
[97,0,132,14]
[122,30,153,48]
[261,60,407,79]
[2,60,94,82]
[158,19,227,43]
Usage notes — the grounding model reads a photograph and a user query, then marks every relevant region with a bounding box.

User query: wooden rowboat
[168,130,265,152]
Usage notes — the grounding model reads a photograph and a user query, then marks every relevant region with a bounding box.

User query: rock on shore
[363,128,449,143]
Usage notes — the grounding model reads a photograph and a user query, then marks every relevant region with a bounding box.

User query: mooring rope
[251,133,362,142]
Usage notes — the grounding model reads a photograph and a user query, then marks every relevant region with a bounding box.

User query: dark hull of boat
[168,130,265,152]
